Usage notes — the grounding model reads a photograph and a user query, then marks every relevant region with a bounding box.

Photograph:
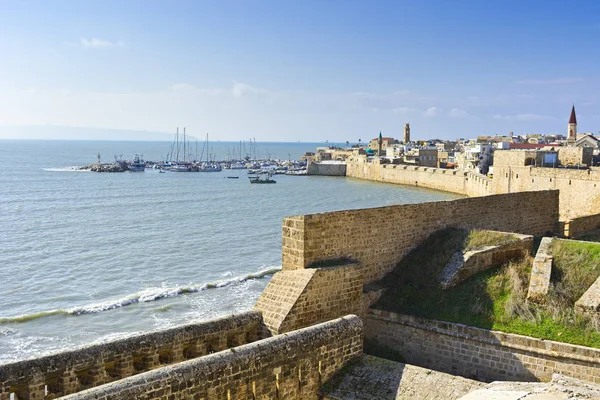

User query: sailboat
[199,133,222,172]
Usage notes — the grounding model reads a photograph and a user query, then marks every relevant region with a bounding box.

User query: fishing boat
[129,154,145,172]
[249,172,276,184]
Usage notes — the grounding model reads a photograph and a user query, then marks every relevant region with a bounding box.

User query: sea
[0,139,463,363]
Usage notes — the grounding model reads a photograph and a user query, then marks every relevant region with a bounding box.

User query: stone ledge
[368,310,600,365]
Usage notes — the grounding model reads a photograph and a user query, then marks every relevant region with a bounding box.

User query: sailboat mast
[176,127,180,163]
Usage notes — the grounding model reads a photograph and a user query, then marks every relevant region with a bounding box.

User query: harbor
[79,131,309,175]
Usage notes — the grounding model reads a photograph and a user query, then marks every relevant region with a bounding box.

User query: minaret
[568,105,577,145]
[378,132,383,156]
[404,123,411,143]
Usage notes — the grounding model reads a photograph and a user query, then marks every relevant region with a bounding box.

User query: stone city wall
[0,311,266,400]
[60,316,363,400]
[564,212,600,237]
[347,151,600,220]
[307,162,347,176]
[366,310,600,384]
[345,157,493,197]
[255,265,363,335]
[282,191,558,285]
[493,165,600,219]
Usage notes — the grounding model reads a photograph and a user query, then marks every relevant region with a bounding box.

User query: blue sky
[1,0,599,141]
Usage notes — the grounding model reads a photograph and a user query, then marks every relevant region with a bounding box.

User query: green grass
[374,232,600,349]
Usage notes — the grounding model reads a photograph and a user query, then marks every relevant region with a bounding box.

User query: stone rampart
[282,191,558,285]
[0,311,265,400]
[307,162,347,176]
[347,153,600,220]
[366,310,600,384]
[345,157,493,197]
[59,315,363,400]
[493,165,600,219]
[564,213,600,237]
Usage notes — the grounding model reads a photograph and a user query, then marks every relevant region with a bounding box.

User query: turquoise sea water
[0,140,462,363]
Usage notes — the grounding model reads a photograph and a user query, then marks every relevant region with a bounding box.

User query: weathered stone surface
[527,237,554,304]
[439,233,533,289]
[366,310,600,385]
[282,191,559,285]
[255,265,363,334]
[460,373,600,399]
[575,274,600,315]
[0,311,265,399]
[59,315,363,400]
[320,355,484,399]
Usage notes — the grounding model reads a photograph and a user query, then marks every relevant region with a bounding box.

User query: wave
[42,166,88,172]
[0,266,281,324]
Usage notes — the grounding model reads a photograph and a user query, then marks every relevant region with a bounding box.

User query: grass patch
[375,234,600,348]
[465,230,517,252]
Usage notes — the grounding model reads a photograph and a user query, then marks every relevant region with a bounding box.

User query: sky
[1,0,600,142]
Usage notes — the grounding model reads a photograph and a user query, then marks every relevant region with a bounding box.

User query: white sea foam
[0,266,281,323]
[42,166,88,172]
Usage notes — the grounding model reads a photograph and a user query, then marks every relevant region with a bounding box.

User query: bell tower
[404,123,411,143]
[568,105,577,145]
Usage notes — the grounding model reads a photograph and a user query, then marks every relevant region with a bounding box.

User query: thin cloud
[515,78,583,85]
[448,108,468,117]
[80,38,125,48]
[232,82,269,98]
[423,107,439,117]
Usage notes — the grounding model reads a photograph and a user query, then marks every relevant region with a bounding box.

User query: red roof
[509,143,557,149]
[569,105,577,124]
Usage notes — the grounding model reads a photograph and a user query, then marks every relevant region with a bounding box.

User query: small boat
[249,172,276,184]
[227,176,239,179]
[159,170,166,174]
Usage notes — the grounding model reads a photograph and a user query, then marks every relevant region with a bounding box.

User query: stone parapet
[564,213,600,238]
[366,310,600,384]
[0,311,265,400]
[281,191,558,285]
[59,315,363,400]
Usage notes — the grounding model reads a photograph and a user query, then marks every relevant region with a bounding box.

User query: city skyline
[1,0,600,141]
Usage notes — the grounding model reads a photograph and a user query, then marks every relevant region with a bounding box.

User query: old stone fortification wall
[60,316,363,400]
[345,156,493,197]
[366,310,600,384]
[347,152,600,220]
[493,165,600,219]
[255,265,362,335]
[564,213,600,237]
[492,150,600,219]
[307,162,347,176]
[0,312,265,400]
[282,191,558,285]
